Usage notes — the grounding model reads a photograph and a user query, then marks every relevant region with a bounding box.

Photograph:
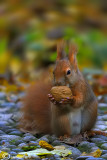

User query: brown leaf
[59,133,88,145]
[86,130,107,137]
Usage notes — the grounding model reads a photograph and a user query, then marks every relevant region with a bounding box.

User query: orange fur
[20,81,52,134]
[57,40,66,60]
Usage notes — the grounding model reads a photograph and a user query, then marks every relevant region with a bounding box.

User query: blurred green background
[0,0,107,81]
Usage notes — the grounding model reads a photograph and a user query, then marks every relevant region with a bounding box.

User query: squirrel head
[53,40,79,86]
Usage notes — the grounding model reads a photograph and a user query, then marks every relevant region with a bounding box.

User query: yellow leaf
[0,151,8,159]
[16,154,24,158]
[39,140,54,151]
[80,149,102,158]
[92,149,102,158]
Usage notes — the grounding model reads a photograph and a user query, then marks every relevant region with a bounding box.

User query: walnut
[50,86,72,102]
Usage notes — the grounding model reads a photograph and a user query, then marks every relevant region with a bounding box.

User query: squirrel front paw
[60,97,74,104]
[48,94,58,105]
[48,94,74,105]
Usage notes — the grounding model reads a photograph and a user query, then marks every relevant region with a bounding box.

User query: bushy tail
[19,81,52,134]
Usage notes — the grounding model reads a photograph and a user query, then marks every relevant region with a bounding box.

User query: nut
[50,86,72,102]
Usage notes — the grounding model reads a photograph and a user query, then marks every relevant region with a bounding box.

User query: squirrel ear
[68,43,78,71]
[56,40,66,60]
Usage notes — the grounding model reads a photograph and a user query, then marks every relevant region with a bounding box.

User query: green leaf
[15,146,72,158]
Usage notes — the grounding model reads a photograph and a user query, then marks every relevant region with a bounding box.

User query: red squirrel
[20,40,98,136]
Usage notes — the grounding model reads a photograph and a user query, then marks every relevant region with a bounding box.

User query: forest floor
[0,77,107,160]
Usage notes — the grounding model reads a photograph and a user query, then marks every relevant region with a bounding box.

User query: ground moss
[22,146,37,151]
[77,146,92,153]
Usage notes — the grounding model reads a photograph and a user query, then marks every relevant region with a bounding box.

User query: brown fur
[20,81,52,134]
[57,40,66,60]
[51,73,98,136]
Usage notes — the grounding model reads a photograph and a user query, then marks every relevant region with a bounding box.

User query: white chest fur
[69,109,82,135]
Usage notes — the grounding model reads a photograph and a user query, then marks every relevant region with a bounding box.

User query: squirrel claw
[66,97,70,99]
[48,94,53,98]
[50,98,55,102]
[48,94,58,105]
[59,97,74,104]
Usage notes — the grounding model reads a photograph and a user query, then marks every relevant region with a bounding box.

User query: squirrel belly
[69,109,82,135]
[51,96,97,137]
[51,103,82,136]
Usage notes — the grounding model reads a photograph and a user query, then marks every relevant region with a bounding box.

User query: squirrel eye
[66,70,71,75]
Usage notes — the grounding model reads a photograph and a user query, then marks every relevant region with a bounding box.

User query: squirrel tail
[19,81,52,134]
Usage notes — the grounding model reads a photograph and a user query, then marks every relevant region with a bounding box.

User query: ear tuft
[68,43,78,72]
[57,40,66,60]
[69,43,78,56]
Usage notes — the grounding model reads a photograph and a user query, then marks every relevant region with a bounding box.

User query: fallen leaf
[0,151,9,159]
[16,154,25,158]
[16,149,51,158]
[39,140,54,151]
[54,146,65,150]
[92,149,102,158]
[87,130,107,137]
[15,147,72,158]
[52,147,72,157]
[80,149,102,158]
[59,133,88,145]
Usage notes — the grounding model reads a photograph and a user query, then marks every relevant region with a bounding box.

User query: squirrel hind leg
[19,112,40,134]
[19,82,52,134]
